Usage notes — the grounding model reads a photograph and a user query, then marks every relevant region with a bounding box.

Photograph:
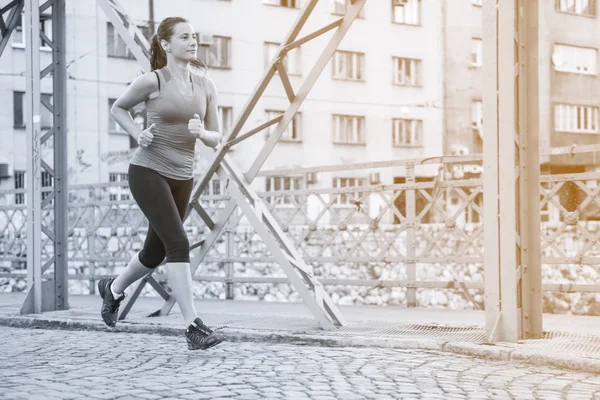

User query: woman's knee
[165,234,190,263]
[138,247,165,269]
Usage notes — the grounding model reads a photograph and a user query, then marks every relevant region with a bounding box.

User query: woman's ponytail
[150,34,167,71]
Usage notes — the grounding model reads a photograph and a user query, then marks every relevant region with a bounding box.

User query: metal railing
[1,153,600,309]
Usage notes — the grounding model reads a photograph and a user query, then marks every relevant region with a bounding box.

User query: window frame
[392,118,423,147]
[555,0,597,17]
[13,91,53,130]
[553,43,598,75]
[264,109,303,142]
[264,41,302,76]
[332,177,368,207]
[554,102,600,134]
[197,35,232,69]
[471,38,482,67]
[12,13,53,52]
[331,0,366,18]
[265,175,306,207]
[332,114,366,145]
[332,50,365,81]
[263,0,303,8]
[392,56,422,86]
[391,0,422,26]
[108,172,130,202]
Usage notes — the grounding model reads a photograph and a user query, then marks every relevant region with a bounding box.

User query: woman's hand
[188,113,206,140]
[137,123,155,148]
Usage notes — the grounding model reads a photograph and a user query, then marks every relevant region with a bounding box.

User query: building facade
[1,0,444,223]
[443,0,600,222]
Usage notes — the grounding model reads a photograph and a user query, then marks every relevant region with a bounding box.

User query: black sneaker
[186,318,225,350]
[98,278,125,327]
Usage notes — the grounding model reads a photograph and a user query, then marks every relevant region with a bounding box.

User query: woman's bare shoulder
[132,71,160,92]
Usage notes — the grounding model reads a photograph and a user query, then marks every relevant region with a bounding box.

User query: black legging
[128,164,193,268]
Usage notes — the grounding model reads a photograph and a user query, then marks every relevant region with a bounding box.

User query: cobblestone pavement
[1,326,600,400]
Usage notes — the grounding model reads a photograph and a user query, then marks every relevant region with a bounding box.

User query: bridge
[2,1,600,396]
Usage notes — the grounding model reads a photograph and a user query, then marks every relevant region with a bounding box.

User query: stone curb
[2,314,599,374]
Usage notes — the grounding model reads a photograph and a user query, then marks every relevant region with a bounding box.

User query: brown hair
[150,17,207,73]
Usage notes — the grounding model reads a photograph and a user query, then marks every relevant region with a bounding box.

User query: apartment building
[0,0,444,223]
[443,0,600,222]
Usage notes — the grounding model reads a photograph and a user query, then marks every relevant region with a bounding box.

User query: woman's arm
[110,73,159,142]
[197,76,222,148]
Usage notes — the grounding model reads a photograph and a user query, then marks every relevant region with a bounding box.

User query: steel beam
[518,0,542,340]
[20,0,69,315]
[482,0,541,342]
[0,0,24,58]
[102,0,366,328]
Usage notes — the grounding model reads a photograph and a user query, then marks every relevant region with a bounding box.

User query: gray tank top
[130,67,208,180]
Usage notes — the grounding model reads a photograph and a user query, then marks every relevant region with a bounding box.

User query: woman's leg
[167,178,224,350]
[99,165,170,327]
[110,251,154,297]
[164,177,198,326]
[128,165,198,326]
[111,167,170,296]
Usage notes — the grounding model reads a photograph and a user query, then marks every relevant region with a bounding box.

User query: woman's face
[164,22,197,62]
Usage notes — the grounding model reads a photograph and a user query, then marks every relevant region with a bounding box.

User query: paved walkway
[1,293,600,375]
[2,326,600,400]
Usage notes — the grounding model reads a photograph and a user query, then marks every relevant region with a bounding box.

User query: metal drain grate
[499,331,600,359]
[337,322,487,342]
[199,312,488,342]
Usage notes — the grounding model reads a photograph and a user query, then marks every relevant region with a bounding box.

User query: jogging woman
[98,16,224,351]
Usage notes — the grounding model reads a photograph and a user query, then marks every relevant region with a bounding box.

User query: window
[333,177,367,205]
[472,100,483,131]
[333,114,365,144]
[264,42,302,75]
[472,0,482,6]
[14,171,25,205]
[393,57,421,86]
[392,0,421,25]
[554,103,599,133]
[553,44,597,75]
[41,171,53,201]
[471,38,482,66]
[107,23,150,59]
[263,0,303,8]
[332,0,365,17]
[332,50,364,81]
[218,106,233,136]
[265,110,302,142]
[13,92,24,128]
[393,118,422,146]
[202,178,223,207]
[12,13,52,50]
[556,0,596,16]
[13,171,53,203]
[13,92,53,129]
[197,35,231,68]
[265,176,305,205]
[109,173,130,201]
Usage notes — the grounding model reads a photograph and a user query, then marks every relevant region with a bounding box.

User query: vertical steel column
[21,0,69,314]
[53,0,69,311]
[518,0,542,339]
[225,221,234,300]
[23,0,43,314]
[482,0,501,344]
[405,163,417,307]
[482,0,541,342]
